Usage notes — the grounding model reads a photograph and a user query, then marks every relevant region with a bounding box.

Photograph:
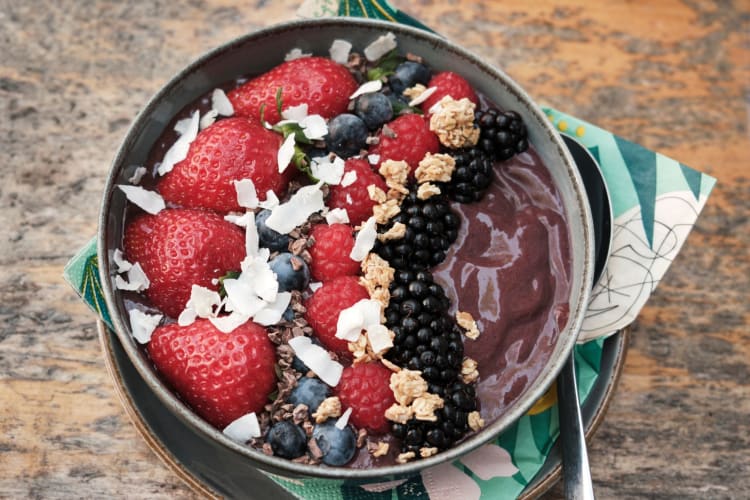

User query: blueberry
[312,421,357,466]
[292,336,322,373]
[282,305,295,322]
[325,114,368,158]
[388,61,432,94]
[266,421,308,459]
[354,92,394,130]
[256,209,290,252]
[288,377,331,412]
[269,252,310,292]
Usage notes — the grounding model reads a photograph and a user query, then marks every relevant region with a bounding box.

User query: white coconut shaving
[224,211,253,227]
[311,155,345,185]
[301,114,328,140]
[127,166,147,185]
[158,110,199,175]
[265,182,325,234]
[223,412,261,443]
[117,185,165,215]
[115,262,150,292]
[325,207,350,225]
[329,39,352,65]
[340,170,357,187]
[245,212,260,257]
[288,336,343,387]
[366,323,394,354]
[349,79,383,100]
[200,109,219,130]
[349,216,378,261]
[211,88,234,116]
[178,285,223,326]
[335,298,382,341]
[277,134,296,173]
[258,190,280,210]
[209,312,251,334]
[285,47,312,61]
[128,308,162,344]
[364,32,397,62]
[281,103,308,122]
[367,154,380,166]
[253,292,291,326]
[408,86,438,106]
[335,407,353,430]
[234,179,259,209]
[309,281,323,292]
[112,249,132,273]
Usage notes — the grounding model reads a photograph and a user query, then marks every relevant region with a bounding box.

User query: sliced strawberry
[157,117,292,213]
[148,319,276,428]
[228,57,358,124]
[123,208,246,318]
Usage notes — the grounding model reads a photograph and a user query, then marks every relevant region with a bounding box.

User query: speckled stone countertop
[1,1,748,498]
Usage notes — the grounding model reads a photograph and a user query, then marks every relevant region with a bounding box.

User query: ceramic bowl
[98,17,594,481]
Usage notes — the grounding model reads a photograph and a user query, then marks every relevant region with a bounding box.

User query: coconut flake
[350,79,383,100]
[173,117,193,136]
[301,114,328,140]
[336,299,382,341]
[364,32,397,62]
[311,155,345,185]
[259,190,280,210]
[200,108,219,130]
[127,166,147,184]
[117,185,165,215]
[212,88,234,116]
[350,216,378,261]
[329,39,352,64]
[281,103,308,122]
[309,281,323,292]
[285,47,312,61]
[115,262,150,292]
[253,292,292,326]
[340,170,357,187]
[158,110,199,175]
[335,407,353,430]
[234,179,259,209]
[325,207,350,225]
[224,211,252,227]
[367,323,394,354]
[408,86,438,106]
[209,312,251,334]
[245,212,260,257]
[223,412,260,443]
[128,308,162,344]
[288,336,343,387]
[277,134,296,173]
[367,154,380,166]
[265,182,325,234]
[113,249,132,273]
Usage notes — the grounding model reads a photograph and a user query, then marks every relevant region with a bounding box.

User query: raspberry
[304,276,369,358]
[327,159,387,226]
[336,362,396,434]
[420,71,479,113]
[308,224,360,282]
[369,114,439,177]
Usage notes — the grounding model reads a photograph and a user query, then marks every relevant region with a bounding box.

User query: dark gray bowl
[98,17,594,482]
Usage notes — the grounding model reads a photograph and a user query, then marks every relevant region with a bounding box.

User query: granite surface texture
[1,0,748,498]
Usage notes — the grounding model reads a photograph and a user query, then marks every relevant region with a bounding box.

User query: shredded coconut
[329,39,352,65]
[277,134,296,173]
[117,185,165,215]
[284,47,312,61]
[158,110,199,175]
[211,88,234,116]
[349,216,378,262]
[128,308,162,344]
[364,32,397,62]
[350,79,383,100]
[223,412,260,442]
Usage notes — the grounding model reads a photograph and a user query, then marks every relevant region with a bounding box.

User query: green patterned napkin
[63,2,716,498]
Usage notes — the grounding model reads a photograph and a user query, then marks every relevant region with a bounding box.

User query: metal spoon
[557,134,613,500]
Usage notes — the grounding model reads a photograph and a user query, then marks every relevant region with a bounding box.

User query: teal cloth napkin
[63,2,716,498]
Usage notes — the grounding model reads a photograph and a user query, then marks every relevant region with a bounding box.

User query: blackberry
[374,189,460,272]
[384,270,464,389]
[444,148,494,203]
[391,380,479,454]
[475,108,529,161]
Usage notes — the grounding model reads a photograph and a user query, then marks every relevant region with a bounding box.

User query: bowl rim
[98,16,594,480]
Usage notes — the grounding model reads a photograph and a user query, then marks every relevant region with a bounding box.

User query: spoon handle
[558,354,596,500]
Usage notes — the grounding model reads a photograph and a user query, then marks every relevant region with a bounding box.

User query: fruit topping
[335,362,397,434]
[369,114,440,176]
[313,421,357,466]
[444,147,495,203]
[420,71,479,113]
[475,108,529,161]
[266,420,309,459]
[354,92,394,130]
[388,61,432,95]
[325,113,369,158]
[255,208,291,252]
[269,252,311,292]
[147,319,276,428]
[327,158,388,227]
[289,376,331,413]
[308,223,361,282]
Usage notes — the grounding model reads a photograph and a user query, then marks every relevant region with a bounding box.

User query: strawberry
[308,223,360,282]
[327,158,387,226]
[147,319,276,429]
[228,57,358,124]
[369,114,440,177]
[420,71,479,113]
[123,208,246,319]
[157,117,292,213]
[304,276,369,359]
[335,362,396,434]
